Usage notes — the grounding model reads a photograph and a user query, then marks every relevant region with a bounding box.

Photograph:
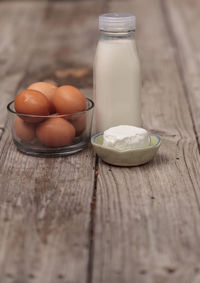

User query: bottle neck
[99,30,135,39]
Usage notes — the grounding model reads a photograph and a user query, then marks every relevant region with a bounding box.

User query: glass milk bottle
[94,13,142,132]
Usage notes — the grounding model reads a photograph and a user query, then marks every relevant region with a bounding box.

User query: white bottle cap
[99,13,136,32]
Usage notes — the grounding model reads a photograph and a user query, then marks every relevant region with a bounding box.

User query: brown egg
[14,89,51,123]
[70,113,86,136]
[36,117,75,147]
[28,82,57,113]
[14,116,36,142]
[52,85,86,115]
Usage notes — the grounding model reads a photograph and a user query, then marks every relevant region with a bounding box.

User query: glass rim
[7,97,94,118]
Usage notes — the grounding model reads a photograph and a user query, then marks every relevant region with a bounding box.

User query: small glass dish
[7,98,94,157]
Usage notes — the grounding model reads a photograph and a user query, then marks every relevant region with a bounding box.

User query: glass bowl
[7,98,94,157]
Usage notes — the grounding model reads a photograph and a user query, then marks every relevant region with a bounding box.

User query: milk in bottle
[94,13,142,132]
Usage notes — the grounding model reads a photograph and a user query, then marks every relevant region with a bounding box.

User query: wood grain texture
[0,1,101,283]
[1,0,200,283]
[92,0,200,283]
[0,125,95,283]
[0,2,47,129]
[162,0,200,140]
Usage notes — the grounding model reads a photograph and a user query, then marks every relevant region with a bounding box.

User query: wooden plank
[162,0,200,142]
[92,0,200,283]
[0,2,47,129]
[0,1,101,283]
[0,126,95,283]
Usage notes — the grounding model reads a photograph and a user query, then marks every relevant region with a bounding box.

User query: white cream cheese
[103,125,149,151]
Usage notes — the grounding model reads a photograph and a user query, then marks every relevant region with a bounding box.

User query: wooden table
[1,0,200,282]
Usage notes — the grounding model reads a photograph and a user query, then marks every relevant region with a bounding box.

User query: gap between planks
[0,129,4,140]
[86,1,109,280]
[87,155,99,283]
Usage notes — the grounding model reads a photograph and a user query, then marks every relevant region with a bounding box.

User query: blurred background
[0,0,200,132]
